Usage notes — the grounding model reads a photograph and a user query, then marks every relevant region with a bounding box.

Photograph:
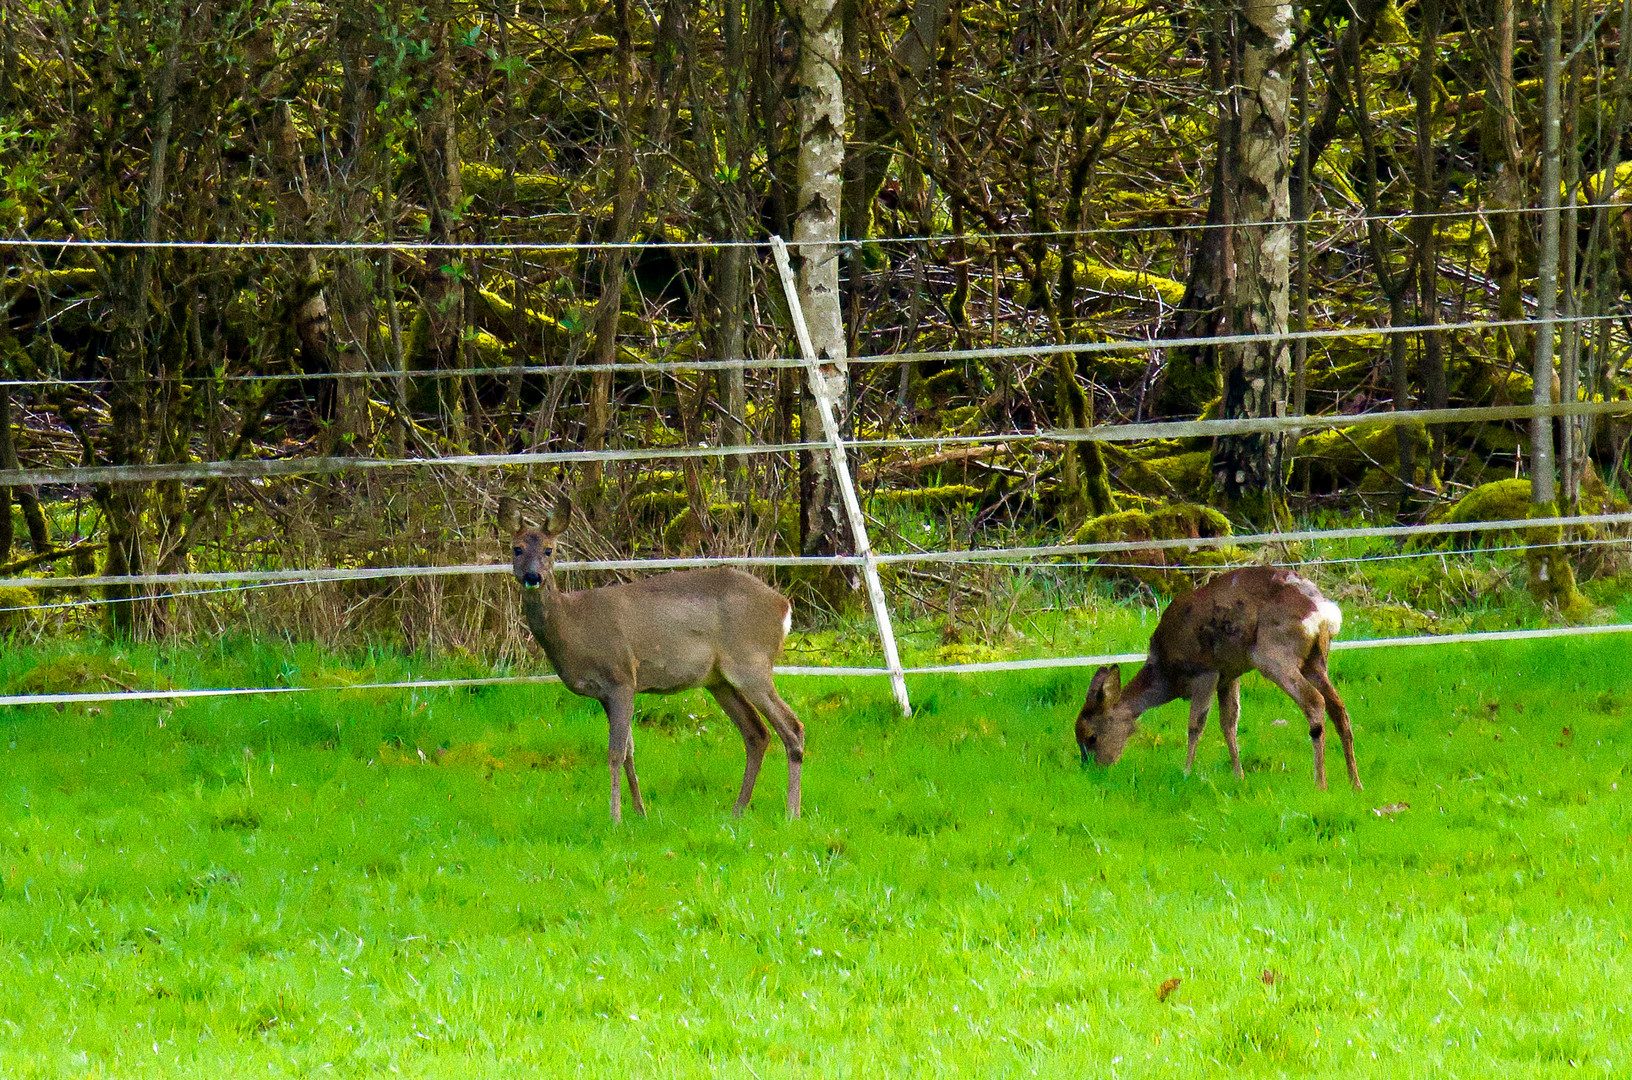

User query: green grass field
[0,634,1629,1077]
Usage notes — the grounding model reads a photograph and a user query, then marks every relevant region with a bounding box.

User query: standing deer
[1074,566,1362,790]
[503,497,806,822]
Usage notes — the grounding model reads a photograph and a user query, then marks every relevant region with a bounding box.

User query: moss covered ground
[0,631,1629,1077]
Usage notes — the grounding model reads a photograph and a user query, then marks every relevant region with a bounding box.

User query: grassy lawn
[0,634,1628,1077]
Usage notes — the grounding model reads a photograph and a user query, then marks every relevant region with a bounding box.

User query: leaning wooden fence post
[769,235,912,716]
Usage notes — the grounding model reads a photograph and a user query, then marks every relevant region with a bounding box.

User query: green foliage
[0,637,1629,1075]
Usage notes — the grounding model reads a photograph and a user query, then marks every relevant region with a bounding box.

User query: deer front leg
[601,686,646,822]
[1217,676,1244,779]
[1183,672,1219,775]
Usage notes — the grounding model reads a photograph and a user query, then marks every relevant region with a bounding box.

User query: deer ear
[497,496,522,536]
[545,495,573,535]
[1089,664,1122,706]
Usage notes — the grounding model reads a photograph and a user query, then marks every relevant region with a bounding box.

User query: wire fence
[1,398,1629,488]
[0,311,1620,389]
[3,621,1628,709]
[2,228,1630,714]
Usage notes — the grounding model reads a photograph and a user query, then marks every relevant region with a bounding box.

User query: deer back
[1150,566,1338,682]
[529,567,791,695]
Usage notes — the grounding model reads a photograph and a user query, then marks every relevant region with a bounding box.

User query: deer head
[1075,664,1137,765]
[503,496,571,590]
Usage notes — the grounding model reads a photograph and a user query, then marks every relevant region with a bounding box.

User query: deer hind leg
[728,666,805,819]
[1255,654,1331,790]
[1303,652,1362,791]
[1217,676,1244,779]
[708,683,771,816]
[1184,672,1220,776]
[600,686,646,823]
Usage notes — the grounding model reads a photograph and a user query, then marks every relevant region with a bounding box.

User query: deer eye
[541,546,553,557]
[512,546,523,556]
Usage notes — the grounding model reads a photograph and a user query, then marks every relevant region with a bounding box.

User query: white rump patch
[782,604,793,636]
[1301,599,1343,639]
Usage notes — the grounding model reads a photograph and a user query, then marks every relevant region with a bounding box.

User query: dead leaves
[1156,977,1181,1003]
[1372,802,1410,817]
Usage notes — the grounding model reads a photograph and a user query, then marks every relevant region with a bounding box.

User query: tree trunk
[841,0,951,243]
[0,382,51,560]
[1414,0,1446,478]
[1212,0,1295,522]
[328,12,381,454]
[1558,0,1584,507]
[1527,0,1586,616]
[1533,0,1561,510]
[0,390,15,564]
[417,12,466,440]
[584,0,685,508]
[1350,22,1421,518]
[101,6,184,635]
[1156,8,1232,419]
[712,0,752,496]
[1487,0,1530,373]
[792,0,852,564]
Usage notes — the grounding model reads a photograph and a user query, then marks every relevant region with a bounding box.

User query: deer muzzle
[521,572,543,588]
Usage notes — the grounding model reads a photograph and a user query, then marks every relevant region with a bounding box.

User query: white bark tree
[792,0,850,559]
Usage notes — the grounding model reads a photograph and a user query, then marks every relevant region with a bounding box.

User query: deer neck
[1118,662,1178,722]
[519,582,567,651]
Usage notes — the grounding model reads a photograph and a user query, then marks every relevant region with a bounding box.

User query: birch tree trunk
[792,0,852,561]
[1212,0,1294,521]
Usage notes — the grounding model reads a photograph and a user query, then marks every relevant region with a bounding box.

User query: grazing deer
[1075,566,1361,790]
[503,497,806,822]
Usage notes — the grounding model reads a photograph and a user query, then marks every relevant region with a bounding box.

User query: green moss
[10,653,176,695]
[1443,478,1533,536]
[652,500,800,554]
[1116,450,1212,501]
[872,485,983,512]
[1072,503,1240,595]
[1069,257,1186,306]
[0,585,34,632]
[917,369,968,404]
[2,267,100,303]
[1427,482,1597,620]
[473,289,577,354]
[462,161,569,210]
[1525,501,1594,621]
[1291,419,1435,494]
